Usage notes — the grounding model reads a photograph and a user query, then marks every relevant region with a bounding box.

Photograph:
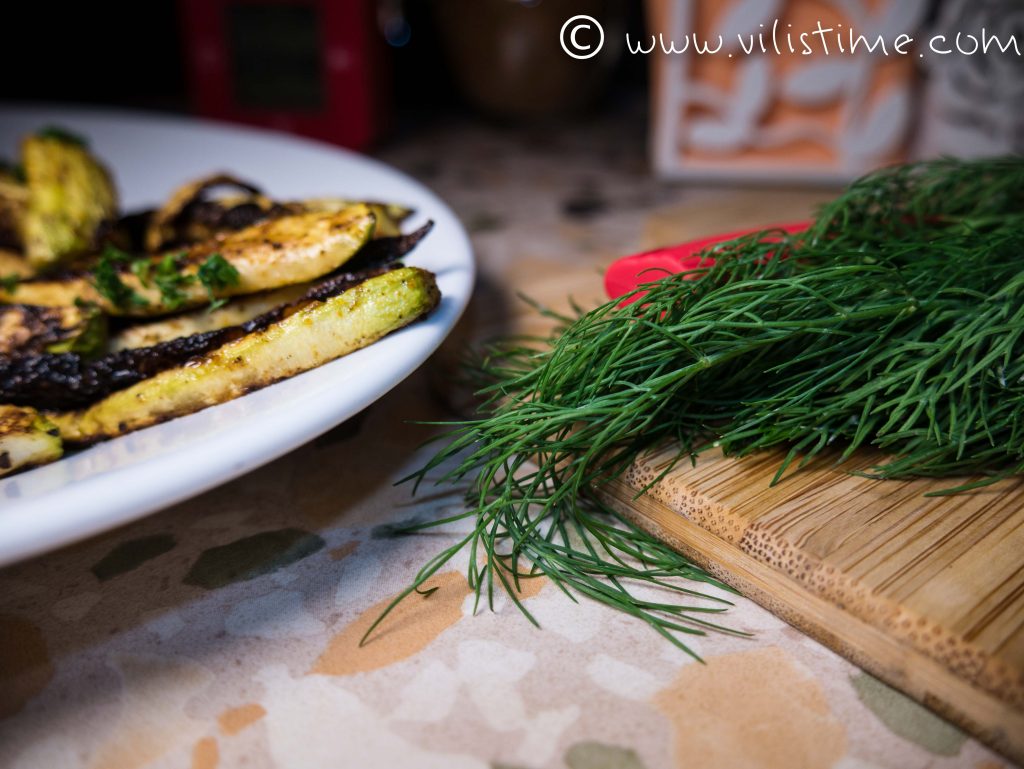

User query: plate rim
[0,105,475,566]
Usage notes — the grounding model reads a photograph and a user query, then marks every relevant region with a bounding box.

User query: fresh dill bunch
[370,157,1024,653]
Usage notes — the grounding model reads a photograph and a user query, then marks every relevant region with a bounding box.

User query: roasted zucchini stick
[1,206,376,315]
[0,302,106,356]
[0,405,62,477]
[4,266,397,409]
[50,267,439,443]
[110,221,434,350]
[22,134,118,268]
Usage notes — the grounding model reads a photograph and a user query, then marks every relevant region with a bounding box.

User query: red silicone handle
[604,221,811,305]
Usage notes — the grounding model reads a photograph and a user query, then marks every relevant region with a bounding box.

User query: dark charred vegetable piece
[0,303,107,357]
[0,266,397,410]
[145,173,273,252]
[144,170,415,252]
[344,221,434,272]
[49,266,440,445]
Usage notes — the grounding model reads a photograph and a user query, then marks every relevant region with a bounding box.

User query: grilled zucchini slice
[145,173,275,252]
[109,284,309,351]
[0,302,106,357]
[22,133,118,269]
[298,199,412,237]
[110,221,433,350]
[4,266,397,409]
[0,405,62,477]
[1,206,376,315]
[50,266,439,443]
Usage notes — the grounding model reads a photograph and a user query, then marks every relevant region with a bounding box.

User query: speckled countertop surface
[0,113,1013,769]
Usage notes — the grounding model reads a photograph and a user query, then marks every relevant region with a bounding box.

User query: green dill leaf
[152,252,195,310]
[101,244,134,263]
[380,155,1024,655]
[92,247,148,310]
[197,253,240,306]
[130,258,152,287]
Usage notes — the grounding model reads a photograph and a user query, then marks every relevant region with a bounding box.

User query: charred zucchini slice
[145,173,276,252]
[21,133,118,268]
[298,199,413,238]
[0,302,106,357]
[109,284,310,351]
[3,266,397,410]
[2,206,376,315]
[109,222,434,350]
[0,405,62,477]
[50,266,440,443]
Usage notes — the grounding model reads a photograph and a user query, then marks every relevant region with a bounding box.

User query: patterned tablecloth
[0,113,1013,769]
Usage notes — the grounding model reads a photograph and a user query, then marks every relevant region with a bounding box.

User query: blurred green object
[22,133,118,269]
[433,0,626,121]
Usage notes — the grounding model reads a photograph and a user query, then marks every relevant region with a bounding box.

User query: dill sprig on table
[368,157,1024,653]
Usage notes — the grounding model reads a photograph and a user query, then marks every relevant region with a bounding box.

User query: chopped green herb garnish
[130,258,153,287]
[93,259,147,309]
[152,252,196,311]
[92,247,148,310]
[35,126,88,147]
[197,253,240,306]
[0,274,19,293]
[90,248,238,312]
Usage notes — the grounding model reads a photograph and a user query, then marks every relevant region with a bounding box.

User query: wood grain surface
[595,447,1024,762]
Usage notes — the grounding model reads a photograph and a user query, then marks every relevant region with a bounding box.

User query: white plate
[0,106,474,566]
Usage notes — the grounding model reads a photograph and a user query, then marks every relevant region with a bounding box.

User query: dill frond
[368,157,1024,653]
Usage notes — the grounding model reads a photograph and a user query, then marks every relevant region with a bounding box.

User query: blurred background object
[648,0,928,182]
[2,1,1021,174]
[179,0,389,148]
[916,0,1024,156]
[432,0,627,121]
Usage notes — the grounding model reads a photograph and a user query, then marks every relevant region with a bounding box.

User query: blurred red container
[179,0,389,149]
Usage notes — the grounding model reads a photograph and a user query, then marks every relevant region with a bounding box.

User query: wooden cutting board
[595,446,1024,763]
